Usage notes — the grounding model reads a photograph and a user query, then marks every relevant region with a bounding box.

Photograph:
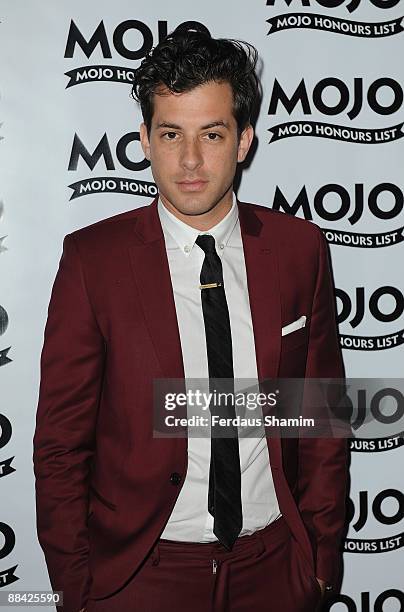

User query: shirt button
[184,245,191,253]
[170,472,182,485]
[219,244,224,250]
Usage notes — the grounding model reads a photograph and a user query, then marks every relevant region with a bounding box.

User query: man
[33,26,349,612]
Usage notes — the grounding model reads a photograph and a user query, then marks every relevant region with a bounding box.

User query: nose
[179,137,203,171]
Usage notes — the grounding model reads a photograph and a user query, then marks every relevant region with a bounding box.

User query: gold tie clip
[199,282,223,290]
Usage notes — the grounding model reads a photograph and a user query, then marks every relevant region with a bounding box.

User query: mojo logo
[67,132,157,200]
[0,414,15,480]
[325,590,404,610]
[336,286,404,350]
[266,0,403,39]
[344,489,404,553]
[0,522,18,588]
[0,304,11,368]
[348,383,404,451]
[266,0,400,13]
[272,183,404,248]
[267,77,404,144]
[64,20,210,88]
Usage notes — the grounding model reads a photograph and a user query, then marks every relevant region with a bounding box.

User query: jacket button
[170,472,181,485]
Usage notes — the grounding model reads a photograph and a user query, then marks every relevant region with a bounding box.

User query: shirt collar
[157,192,238,257]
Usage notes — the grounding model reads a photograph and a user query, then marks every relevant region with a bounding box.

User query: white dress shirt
[158,192,281,542]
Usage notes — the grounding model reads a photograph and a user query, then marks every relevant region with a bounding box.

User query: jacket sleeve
[33,234,106,612]
[298,225,350,588]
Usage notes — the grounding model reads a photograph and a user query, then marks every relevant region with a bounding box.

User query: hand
[316,577,326,597]
[79,608,87,612]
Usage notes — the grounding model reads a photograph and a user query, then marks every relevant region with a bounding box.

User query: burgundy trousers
[85,517,323,612]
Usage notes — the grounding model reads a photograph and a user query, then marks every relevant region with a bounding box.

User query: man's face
[139,80,253,219]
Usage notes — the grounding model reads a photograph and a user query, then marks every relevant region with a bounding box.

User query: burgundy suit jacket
[33,197,349,612]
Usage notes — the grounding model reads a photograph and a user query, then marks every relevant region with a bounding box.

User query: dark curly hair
[131,25,261,138]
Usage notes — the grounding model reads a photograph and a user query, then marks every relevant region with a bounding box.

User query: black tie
[195,234,242,550]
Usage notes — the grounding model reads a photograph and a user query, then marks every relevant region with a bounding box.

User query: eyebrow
[156,120,229,130]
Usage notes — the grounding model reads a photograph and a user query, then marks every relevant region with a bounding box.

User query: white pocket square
[281,315,307,336]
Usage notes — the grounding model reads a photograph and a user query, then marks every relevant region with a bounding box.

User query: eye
[205,132,222,140]
[162,132,178,140]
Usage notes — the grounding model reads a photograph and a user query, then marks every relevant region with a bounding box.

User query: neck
[160,190,233,231]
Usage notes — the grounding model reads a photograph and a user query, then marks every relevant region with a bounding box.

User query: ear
[139,122,151,161]
[237,124,254,163]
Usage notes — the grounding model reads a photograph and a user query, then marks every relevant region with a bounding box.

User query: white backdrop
[0,0,403,610]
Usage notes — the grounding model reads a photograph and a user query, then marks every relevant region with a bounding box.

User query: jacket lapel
[128,197,185,379]
[238,201,282,383]
[238,201,282,468]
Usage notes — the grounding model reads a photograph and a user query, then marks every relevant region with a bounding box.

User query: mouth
[176,180,208,192]
[177,179,208,191]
